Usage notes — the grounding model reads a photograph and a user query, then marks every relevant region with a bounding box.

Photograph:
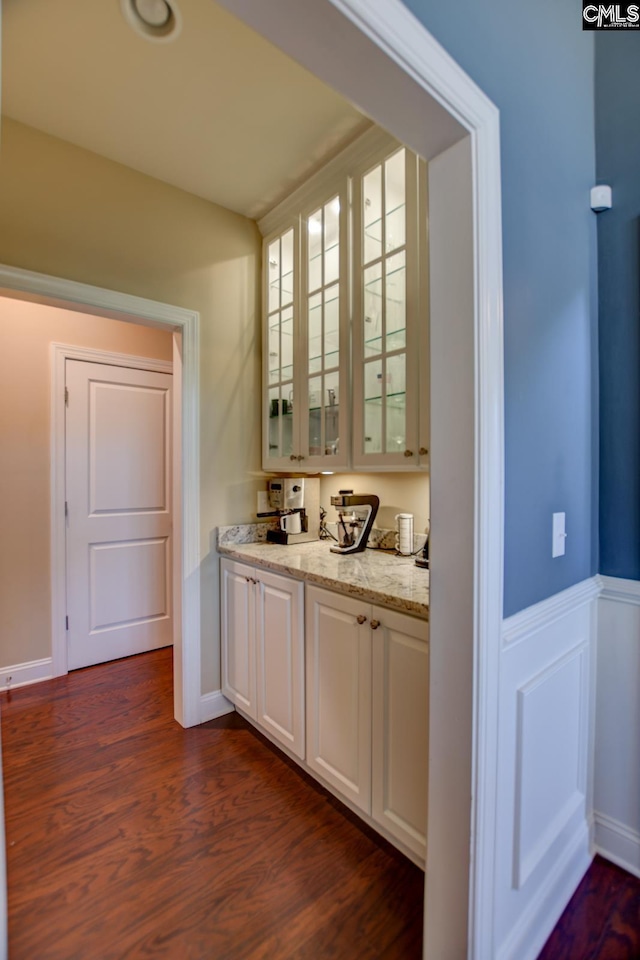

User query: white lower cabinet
[222,560,428,862]
[306,584,429,860]
[221,559,305,759]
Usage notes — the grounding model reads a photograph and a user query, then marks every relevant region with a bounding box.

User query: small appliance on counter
[395,513,414,556]
[330,490,380,555]
[260,477,321,545]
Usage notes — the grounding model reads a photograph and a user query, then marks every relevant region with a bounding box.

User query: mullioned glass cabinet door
[299,186,349,472]
[352,146,423,470]
[263,224,300,471]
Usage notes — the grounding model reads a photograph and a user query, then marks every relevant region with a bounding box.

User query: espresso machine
[260,477,321,545]
[330,490,380,555]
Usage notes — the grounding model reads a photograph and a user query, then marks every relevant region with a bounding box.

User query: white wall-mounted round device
[590,185,612,213]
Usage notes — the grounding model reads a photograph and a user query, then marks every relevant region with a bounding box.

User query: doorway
[0,271,202,730]
[214,2,505,957]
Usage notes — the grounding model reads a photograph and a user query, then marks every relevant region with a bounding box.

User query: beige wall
[0,297,173,666]
[319,472,430,535]
[0,118,262,692]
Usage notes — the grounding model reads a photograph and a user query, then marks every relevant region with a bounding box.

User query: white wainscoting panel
[513,645,588,890]
[495,578,598,960]
[594,576,640,878]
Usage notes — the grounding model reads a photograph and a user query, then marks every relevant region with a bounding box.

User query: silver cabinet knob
[419,447,429,456]
[370,619,381,630]
[356,614,367,625]
[404,449,413,458]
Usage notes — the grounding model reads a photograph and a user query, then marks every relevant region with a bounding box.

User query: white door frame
[0,265,201,729]
[216,1,504,957]
[51,344,174,675]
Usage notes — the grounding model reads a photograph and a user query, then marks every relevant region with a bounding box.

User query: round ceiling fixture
[120,0,182,42]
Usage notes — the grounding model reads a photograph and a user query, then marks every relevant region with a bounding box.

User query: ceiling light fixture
[120,0,182,43]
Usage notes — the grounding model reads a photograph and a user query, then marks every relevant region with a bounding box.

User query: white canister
[395,513,414,555]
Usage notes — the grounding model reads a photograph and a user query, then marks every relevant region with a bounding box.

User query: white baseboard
[199,690,234,724]
[594,812,640,879]
[0,658,53,692]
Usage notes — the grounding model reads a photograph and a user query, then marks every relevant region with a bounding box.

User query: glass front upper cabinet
[352,146,425,469]
[261,129,428,473]
[262,185,348,472]
[265,225,297,467]
[300,188,349,471]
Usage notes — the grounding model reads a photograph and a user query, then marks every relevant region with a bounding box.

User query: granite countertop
[218,538,429,620]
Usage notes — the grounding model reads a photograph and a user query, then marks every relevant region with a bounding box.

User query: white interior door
[65,359,172,670]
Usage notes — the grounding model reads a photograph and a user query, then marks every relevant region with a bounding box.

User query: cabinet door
[255,569,305,759]
[305,586,372,813]
[263,225,300,471]
[299,187,350,471]
[220,559,257,720]
[352,145,422,469]
[371,606,429,859]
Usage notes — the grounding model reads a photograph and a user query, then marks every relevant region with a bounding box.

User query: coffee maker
[261,477,321,545]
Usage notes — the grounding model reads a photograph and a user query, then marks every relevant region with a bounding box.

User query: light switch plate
[552,512,566,558]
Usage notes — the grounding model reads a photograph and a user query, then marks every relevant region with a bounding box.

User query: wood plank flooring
[1,648,424,960]
[538,855,640,959]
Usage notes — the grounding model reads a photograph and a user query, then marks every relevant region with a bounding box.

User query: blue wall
[402,0,598,615]
[596,35,640,579]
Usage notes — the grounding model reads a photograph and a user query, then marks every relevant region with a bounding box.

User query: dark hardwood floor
[3,648,638,960]
[538,855,640,960]
[0,648,424,960]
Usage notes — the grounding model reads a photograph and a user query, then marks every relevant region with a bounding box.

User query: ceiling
[2,0,370,220]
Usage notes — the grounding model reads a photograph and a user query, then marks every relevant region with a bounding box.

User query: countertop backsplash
[218,521,279,546]
[218,521,427,554]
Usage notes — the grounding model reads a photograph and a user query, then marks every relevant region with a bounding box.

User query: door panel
[220,560,256,718]
[256,570,304,758]
[305,586,371,812]
[371,606,429,859]
[90,382,168,512]
[66,359,172,670]
[89,538,169,629]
